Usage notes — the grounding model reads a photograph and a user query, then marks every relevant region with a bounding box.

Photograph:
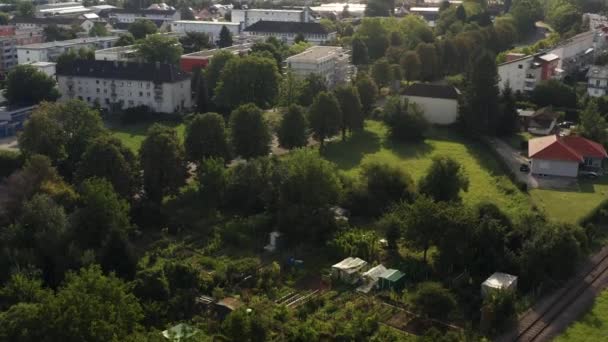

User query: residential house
[17,36,118,64]
[56,59,192,113]
[587,64,608,97]
[528,135,608,177]
[284,46,351,88]
[498,52,562,93]
[520,107,559,135]
[243,21,336,45]
[179,43,251,72]
[170,21,241,43]
[231,8,314,29]
[331,257,368,284]
[401,83,460,124]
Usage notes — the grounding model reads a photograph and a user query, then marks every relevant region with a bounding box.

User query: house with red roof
[528,135,608,177]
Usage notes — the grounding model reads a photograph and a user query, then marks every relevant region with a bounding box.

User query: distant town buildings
[17,36,118,64]
[498,52,562,93]
[170,21,241,43]
[94,45,140,62]
[180,43,251,72]
[244,21,335,45]
[0,26,44,76]
[231,8,314,29]
[11,16,95,32]
[107,8,181,24]
[284,46,350,88]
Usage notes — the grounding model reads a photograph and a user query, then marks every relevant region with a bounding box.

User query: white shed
[331,257,367,284]
[401,83,460,125]
[481,272,518,298]
[356,264,387,293]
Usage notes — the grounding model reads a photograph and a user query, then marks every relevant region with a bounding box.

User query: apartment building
[231,8,313,29]
[56,59,192,113]
[170,21,241,42]
[244,21,335,45]
[284,46,350,88]
[587,65,608,97]
[0,26,44,76]
[107,9,181,24]
[17,36,118,64]
[498,52,562,93]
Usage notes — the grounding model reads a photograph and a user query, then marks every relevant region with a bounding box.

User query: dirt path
[486,138,538,188]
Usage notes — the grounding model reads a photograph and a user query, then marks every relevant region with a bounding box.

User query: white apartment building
[587,65,608,97]
[17,36,118,64]
[170,21,241,42]
[285,46,350,88]
[56,60,192,113]
[30,61,56,77]
[94,44,140,62]
[11,16,95,32]
[0,27,44,75]
[231,8,313,29]
[107,9,181,24]
[498,52,561,93]
[244,21,335,45]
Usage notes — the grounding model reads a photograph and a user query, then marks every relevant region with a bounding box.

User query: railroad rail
[501,245,608,342]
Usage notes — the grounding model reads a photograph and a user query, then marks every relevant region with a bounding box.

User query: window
[597,80,601,87]
[518,64,523,69]
[96,80,99,84]
[139,91,143,97]
[96,88,100,93]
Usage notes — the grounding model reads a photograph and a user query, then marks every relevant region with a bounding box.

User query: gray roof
[56,59,190,83]
[587,65,608,79]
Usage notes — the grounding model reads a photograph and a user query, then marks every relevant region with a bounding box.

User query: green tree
[411,282,457,320]
[419,156,469,202]
[214,55,280,110]
[278,71,303,106]
[229,103,272,159]
[0,12,10,25]
[99,229,137,280]
[43,25,78,41]
[353,18,389,60]
[128,19,158,39]
[509,0,543,35]
[5,65,59,105]
[497,83,519,136]
[455,4,466,21]
[308,92,342,148]
[531,79,577,108]
[334,85,364,140]
[205,50,236,97]
[17,1,34,17]
[364,0,392,17]
[115,33,136,47]
[294,32,306,43]
[71,178,133,249]
[185,112,230,163]
[75,136,140,198]
[415,43,440,81]
[579,101,608,143]
[356,73,379,114]
[192,68,209,113]
[218,25,233,48]
[400,51,421,82]
[0,303,47,341]
[137,34,183,64]
[371,58,392,87]
[383,96,429,141]
[459,50,500,137]
[298,73,327,107]
[89,22,108,37]
[197,157,227,209]
[179,31,211,53]
[360,162,417,216]
[396,196,444,263]
[139,124,187,203]
[331,229,379,261]
[351,37,370,65]
[278,104,308,149]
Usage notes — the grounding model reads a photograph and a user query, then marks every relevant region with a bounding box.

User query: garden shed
[331,257,368,284]
[481,272,518,298]
[378,269,406,291]
[356,264,387,293]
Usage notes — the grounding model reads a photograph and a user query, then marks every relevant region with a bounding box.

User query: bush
[0,150,22,178]
[410,281,457,320]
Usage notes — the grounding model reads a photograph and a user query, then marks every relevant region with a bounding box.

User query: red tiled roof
[528,135,608,162]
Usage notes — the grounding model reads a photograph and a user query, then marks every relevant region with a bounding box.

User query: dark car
[520,163,530,172]
[579,170,599,179]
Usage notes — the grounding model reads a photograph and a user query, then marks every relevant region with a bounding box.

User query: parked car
[520,163,530,172]
[558,121,574,129]
[579,170,599,179]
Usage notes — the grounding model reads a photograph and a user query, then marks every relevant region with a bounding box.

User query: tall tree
[229,103,272,159]
[139,124,187,203]
[17,1,34,17]
[5,65,59,105]
[278,71,303,106]
[128,19,157,39]
[218,25,233,48]
[334,85,364,141]
[278,104,308,149]
[459,50,500,137]
[400,51,421,83]
[192,68,209,113]
[509,0,543,35]
[579,101,608,143]
[115,33,135,47]
[298,73,327,107]
[419,156,469,202]
[185,112,230,162]
[383,97,429,141]
[308,92,342,148]
[351,37,369,65]
[364,0,392,17]
[179,31,211,53]
[371,58,393,88]
[137,34,183,65]
[356,73,379,115]
[205,50,236,97]
[197,157,227,209]
[497,83,519,137]
[360,162,417,216]
[75,136,139,198]
[415,43,440,81]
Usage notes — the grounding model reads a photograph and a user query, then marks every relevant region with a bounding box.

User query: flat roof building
[17,36,119,64]
[170,20,241,43]
[285,45,350,88]
[244,21,335,45]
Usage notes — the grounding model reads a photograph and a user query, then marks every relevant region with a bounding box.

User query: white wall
[18,48,46,64]
[531,159,579,177]
[588,76,608,97]
[232,9,308,28]
[170,21,240,41]
[403,95,458,125]
[498,56,532,93]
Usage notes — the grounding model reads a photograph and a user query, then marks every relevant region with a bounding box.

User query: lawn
[323,120,531,217]
[554,290,608,342]
[107,121,186,152]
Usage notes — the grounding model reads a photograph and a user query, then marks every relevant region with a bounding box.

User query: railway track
[505,246,608,342]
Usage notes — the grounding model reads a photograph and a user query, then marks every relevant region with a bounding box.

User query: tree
[128,19,157,39]
[251,41,283,69]
[75,136,140,198]
[71,178,133,249]
[497,83,519,136]
[356,73,379,115]
[415,43,440,81]
[205,50,236,97]
[229,103,272,159]
[43,25,78,41]
[383,97,429,141]
[509,0,543,35]
[400,51,421,83]
[459,50,500,137]
[531,79,577,108]
[371,58,392,88]
[298,73,327,107]
[365,0,392,17]
[419,156,469,202]
[360,162,416,216]
[579,101,608,143]
[192,68,210,113]
[89,22,108,37]
[115,33,136,47]
[308,92,342,148]
[17,1,34,17]
[179,31,211,53]
[353,18,390,60]
[214,55,280,110]
[278,104,308,149]
[225,157,276,214]
[455,4,466,21]
[137,34,183,64]
[5,65,58,105]
[351,37,369,65]
[44,265,143,342]
[185,112,230,162]
[218,25,233,48]
[0,12,10,25]
[411,282,457,320]
[294,32,306,43]
[197,157,227,209]
[139,124,187,203]
[278,71,303,106]
[331,229,379,261]
[334,85,364,140]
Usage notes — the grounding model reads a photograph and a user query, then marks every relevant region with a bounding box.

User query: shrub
[410,281,457,320]
[0,150,22,178]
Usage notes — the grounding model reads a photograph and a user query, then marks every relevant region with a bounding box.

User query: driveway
[487,138,538,188]
[0,136,18,151]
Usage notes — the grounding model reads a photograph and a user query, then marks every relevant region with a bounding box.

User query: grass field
[108,121,186,152]
[555,290,608,342]
[323,121,531,217]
